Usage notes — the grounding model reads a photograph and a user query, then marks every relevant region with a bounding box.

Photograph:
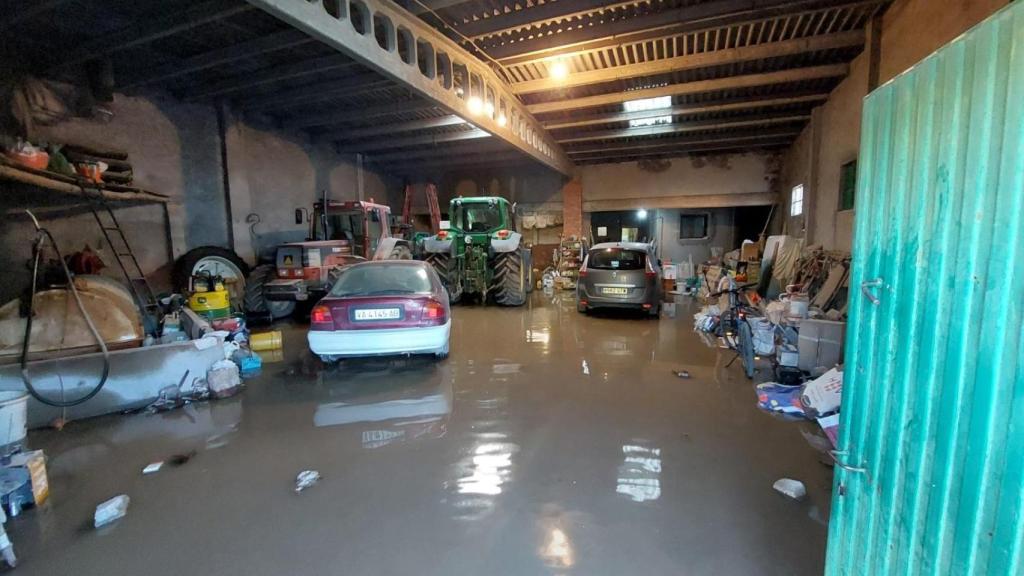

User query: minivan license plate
[354,308,401,320]
[602,287,629,295]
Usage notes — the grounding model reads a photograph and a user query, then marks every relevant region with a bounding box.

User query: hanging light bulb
[497,114,508,127]
[467,96,483,115]
[549,60,570,81]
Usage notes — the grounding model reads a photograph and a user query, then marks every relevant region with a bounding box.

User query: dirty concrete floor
[14,293,833,575]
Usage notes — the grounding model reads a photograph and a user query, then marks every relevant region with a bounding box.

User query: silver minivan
[576,242,662,316]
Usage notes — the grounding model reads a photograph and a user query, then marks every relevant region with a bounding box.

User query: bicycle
[708,281,762,379]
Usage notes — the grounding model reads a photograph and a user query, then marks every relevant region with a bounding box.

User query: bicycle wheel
[738,320,756,379]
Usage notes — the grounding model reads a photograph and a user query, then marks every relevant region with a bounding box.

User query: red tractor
[245,199,413,319]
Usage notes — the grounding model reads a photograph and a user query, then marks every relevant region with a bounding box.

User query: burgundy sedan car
[308,260,451,362]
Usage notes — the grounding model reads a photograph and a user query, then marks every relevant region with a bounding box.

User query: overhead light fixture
[549,60,570,81]
[497,114,508,127]
[637,209,648,219]
[484,101,495,117]
[467,96,483,115]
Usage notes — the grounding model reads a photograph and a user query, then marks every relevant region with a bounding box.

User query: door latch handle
[861,277,884,305]
[830,450,869,476]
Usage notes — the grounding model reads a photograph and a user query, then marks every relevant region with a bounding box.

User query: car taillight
[495,229,511,239]
[311,305,333,324]
[437,230,448,240]
[424,300,445,322]
[579,261,588,277]
[645,260,657,279]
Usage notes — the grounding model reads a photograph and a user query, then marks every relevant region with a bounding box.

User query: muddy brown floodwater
[14,292,832,576]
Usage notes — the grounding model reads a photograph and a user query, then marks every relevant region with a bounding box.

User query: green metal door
[826,4,1024,575]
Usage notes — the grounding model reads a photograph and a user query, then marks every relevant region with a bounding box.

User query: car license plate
[354,308,401,320]
[602,287,629,295]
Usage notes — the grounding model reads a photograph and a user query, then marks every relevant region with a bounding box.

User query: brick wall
[562,177,583,238]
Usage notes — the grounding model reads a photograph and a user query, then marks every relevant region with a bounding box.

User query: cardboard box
[9,450,48,505]
[740,242,760,262]
[798,319,846,372]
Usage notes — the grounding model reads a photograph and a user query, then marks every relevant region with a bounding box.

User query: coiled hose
[20,210,110,407]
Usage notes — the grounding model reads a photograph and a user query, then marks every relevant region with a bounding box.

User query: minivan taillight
[645,259,657,279]
[579,259,588,278]
[311,305,333,325]
[423,300,446,324]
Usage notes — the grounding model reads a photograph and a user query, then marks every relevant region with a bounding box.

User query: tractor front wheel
[389,244,413,260]
[426,253,462,304]
[494,248,527,306]
[245,264,297,320]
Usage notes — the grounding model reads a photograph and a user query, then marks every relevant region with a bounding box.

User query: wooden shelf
[0,161,169,207]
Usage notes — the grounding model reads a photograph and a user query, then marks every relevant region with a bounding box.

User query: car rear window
[330,264,432,297]
[587,248,646,270]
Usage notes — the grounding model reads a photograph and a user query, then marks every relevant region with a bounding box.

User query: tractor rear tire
[494,249,527,306]
[245,264,296,320]
[426,253,462,304]
[389,244,413,260]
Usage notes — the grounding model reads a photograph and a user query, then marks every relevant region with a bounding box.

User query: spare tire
[172,246,250,310]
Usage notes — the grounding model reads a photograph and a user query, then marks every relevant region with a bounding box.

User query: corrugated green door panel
[826,3,1024,576]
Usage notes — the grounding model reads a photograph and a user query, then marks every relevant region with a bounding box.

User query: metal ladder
[85,189,160,336]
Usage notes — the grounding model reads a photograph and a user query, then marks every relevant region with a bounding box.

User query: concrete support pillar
[562,177,583,238]
[219,105,257,265]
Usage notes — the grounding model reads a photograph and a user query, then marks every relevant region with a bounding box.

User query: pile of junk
[690,235,850,447]
[0,212,282,566]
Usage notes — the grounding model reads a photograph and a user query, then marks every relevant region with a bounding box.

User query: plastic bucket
[250,330,283,351]
[0,392,29,455]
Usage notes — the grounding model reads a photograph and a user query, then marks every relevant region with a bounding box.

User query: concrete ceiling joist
[320,115,467,141]
[565,129,802,154]
[118,30,312,89]
[339,128,492,153]
[384,151,532,170]
[55,0,253,69]
[527,63,848,114]
[571,139,795,162]
[404,0,480,15]
[248,0,574,175]
[484,0,871,62]
[583,192,779,212]
[458,0,620,39]
[237,73,391,112]
[542,93,827,130]
[556,113,810,143]
[511,29,864,94]
[286,100,440,129]
[367,139,511,163]
[185,56,359,101]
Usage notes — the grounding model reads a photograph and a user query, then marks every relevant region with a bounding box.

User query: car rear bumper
[578,288,658,309]
[307,321,450,357]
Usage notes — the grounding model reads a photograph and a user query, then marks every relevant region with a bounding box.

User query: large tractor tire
[244,264,296,320]
[389,244,413,260]
[173,246,250,312]
[426,252,462,304]
[493,248,527,306]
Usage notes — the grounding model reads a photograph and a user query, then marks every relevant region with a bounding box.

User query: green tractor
[423,196,532,306]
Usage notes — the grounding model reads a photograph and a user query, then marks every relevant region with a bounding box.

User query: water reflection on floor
[15,292,831,576]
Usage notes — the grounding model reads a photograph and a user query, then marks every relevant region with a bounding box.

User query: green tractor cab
[422,196,532,306]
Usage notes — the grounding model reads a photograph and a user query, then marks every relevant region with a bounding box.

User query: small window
[679,213,709,239]
[839,160,857,211]
[624,95,672,128]
[791,184,804,216]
